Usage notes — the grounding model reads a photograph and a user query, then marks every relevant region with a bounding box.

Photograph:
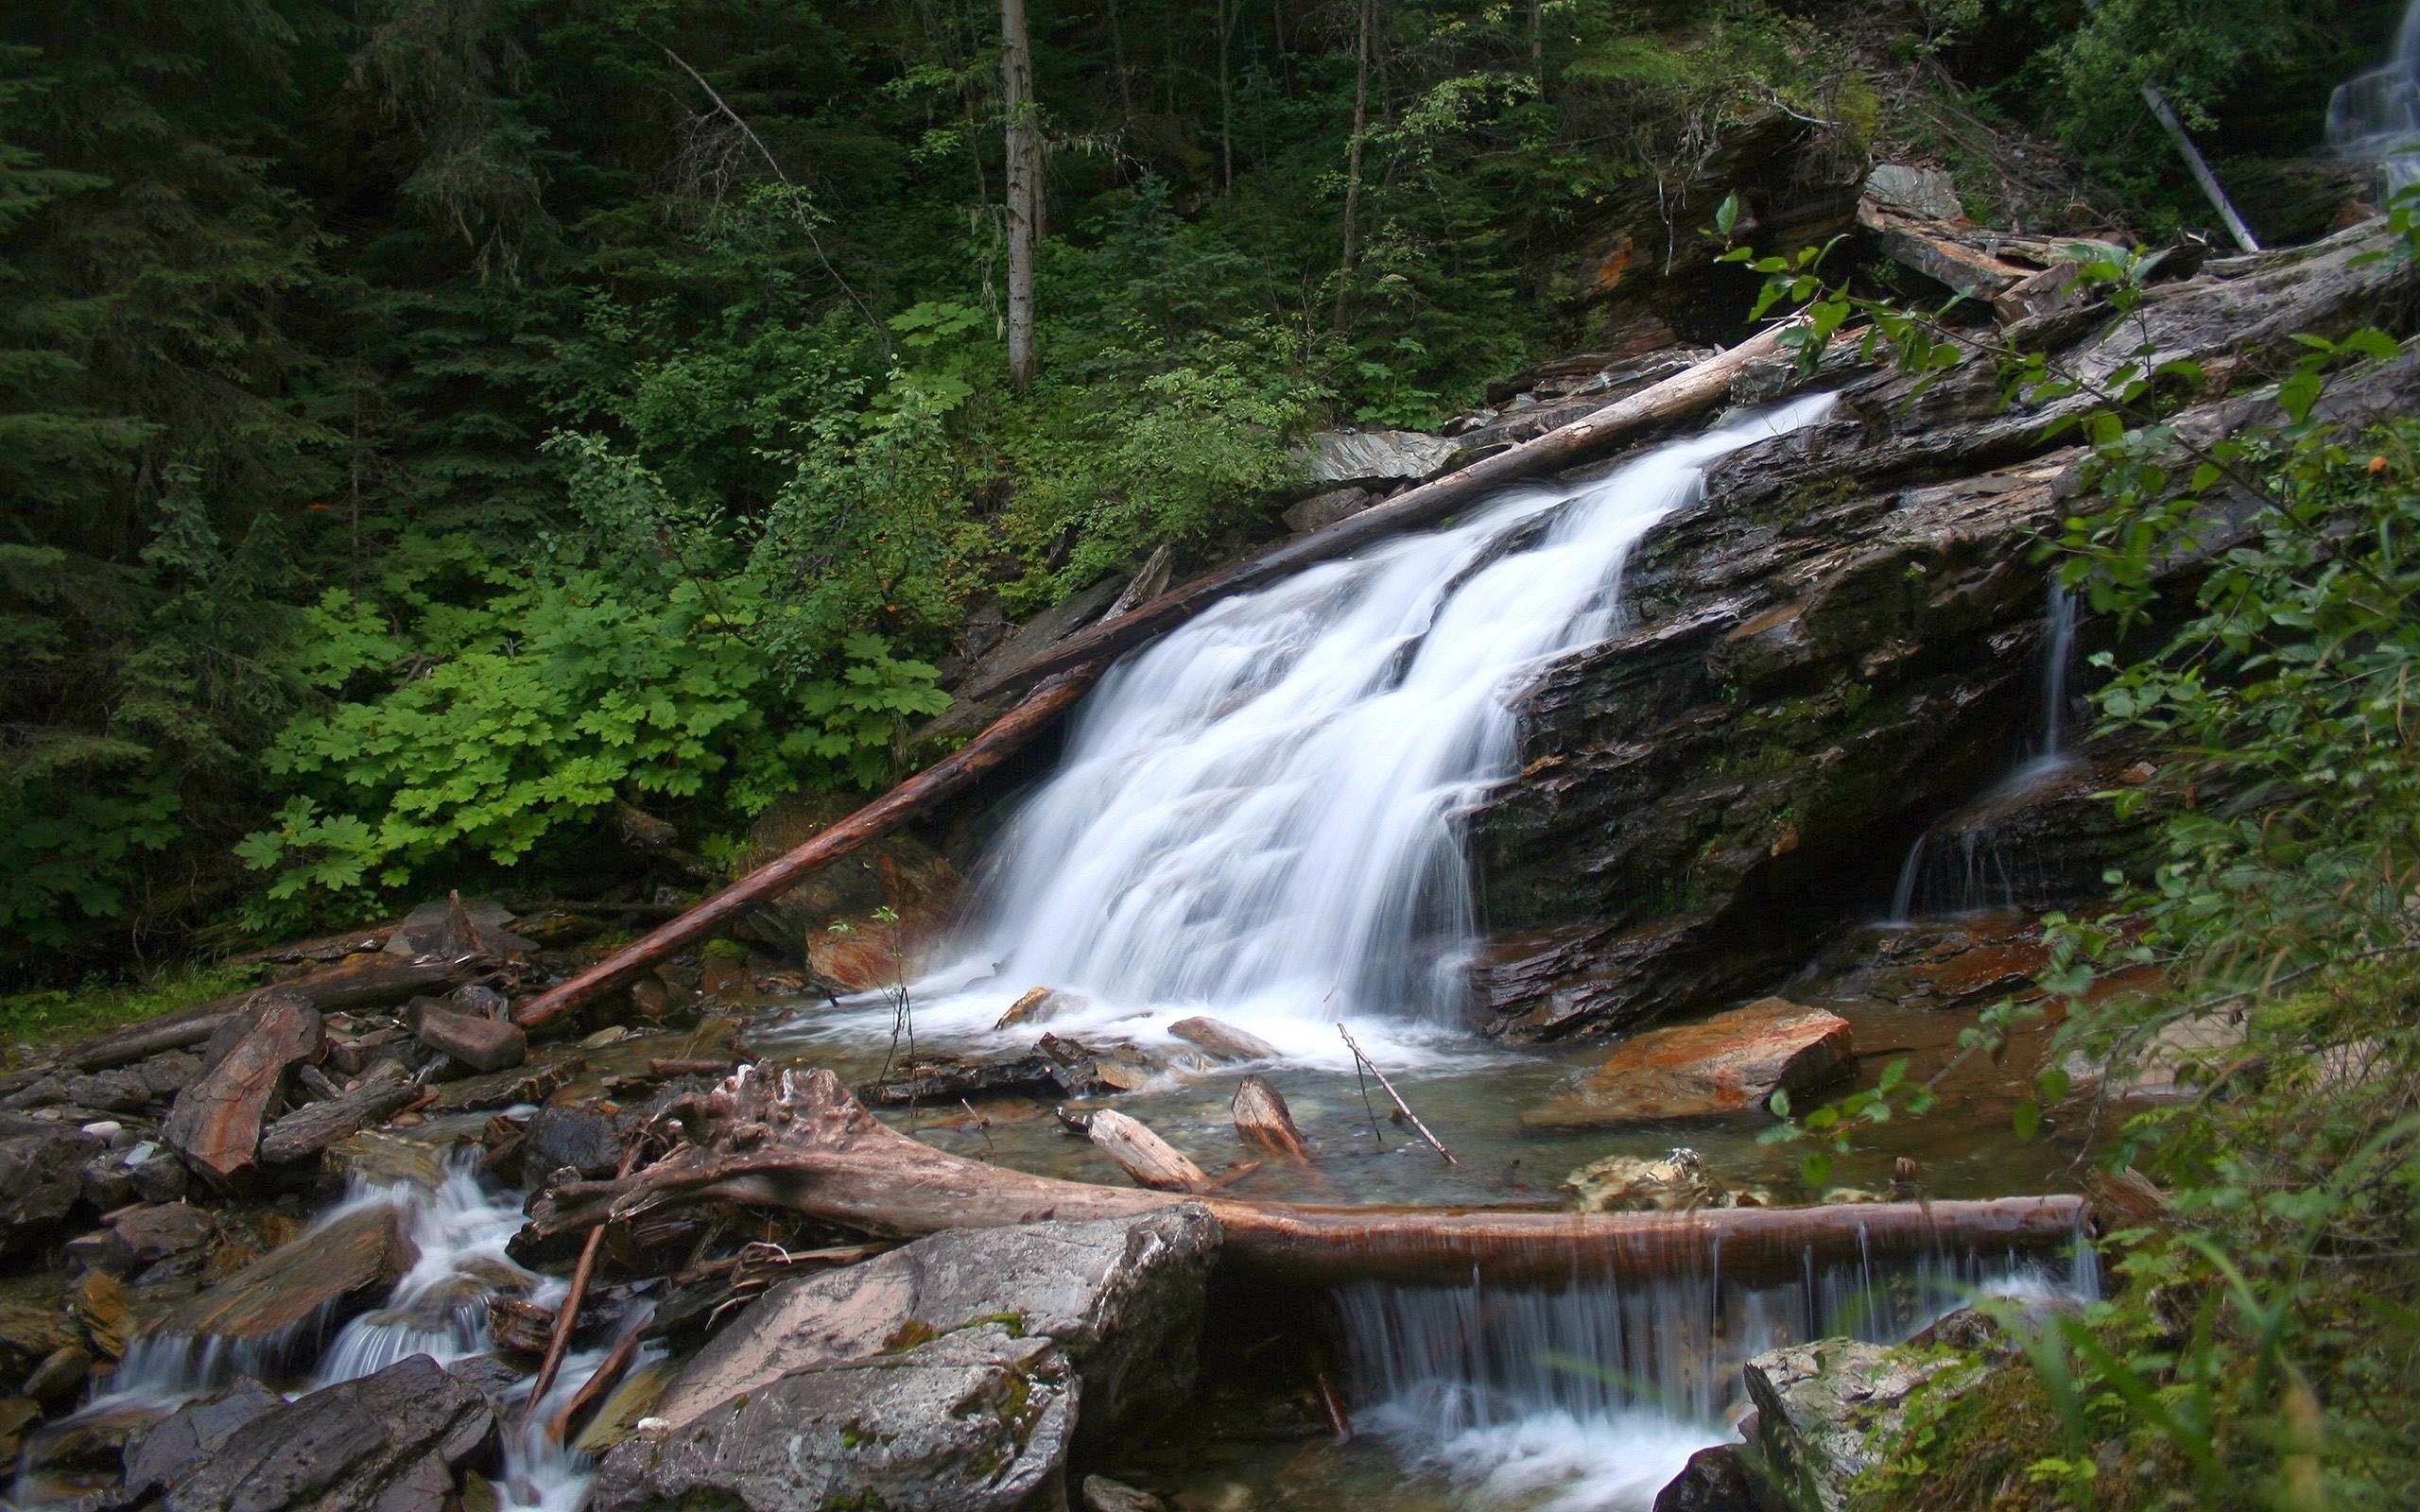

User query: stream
[16,392,2098,1512]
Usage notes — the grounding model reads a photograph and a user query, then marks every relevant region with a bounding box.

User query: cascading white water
[910,396,1835,1050]
[1340,1234,2100,1512]
[1887,582,2079,922]
[2330,2,2420,191]
[53,1164,634,1512]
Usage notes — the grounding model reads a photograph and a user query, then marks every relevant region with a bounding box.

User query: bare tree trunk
[1001,0,1041,387]
[1528,0,1542,83]
[1333,0,1374,335]
[1218,0,1238,194]
[1105,0,1135,123]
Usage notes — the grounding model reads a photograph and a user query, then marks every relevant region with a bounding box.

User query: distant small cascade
[1887,582,2080,923]
[2330,2,2420,192]
[1339,1234,2098,1512]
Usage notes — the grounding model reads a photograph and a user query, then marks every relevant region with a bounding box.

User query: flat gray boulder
[595,1323,1074,1512]
[1293,428,1457,488]
[650,1205,1219,1444]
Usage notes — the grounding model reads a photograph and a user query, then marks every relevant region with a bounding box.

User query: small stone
[1084,1474,1170,1512]
[414,1005,527,1073]
[20,1343,92,1406]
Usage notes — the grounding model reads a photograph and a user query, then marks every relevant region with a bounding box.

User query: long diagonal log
[961,320,1802,702]
[515,555,1174,1032]
[512,670,1101,1030]
[526,1066,2088,1287]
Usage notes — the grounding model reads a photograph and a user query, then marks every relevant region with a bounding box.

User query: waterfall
[2330,2,2420,191]
[1887,581,2078,922]
[912,395,1836,1045]
[1340,1233,2098,1512]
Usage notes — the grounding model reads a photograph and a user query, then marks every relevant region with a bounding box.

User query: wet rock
[592,1323,1074,1512]
[994,986,1088,1029]
[17,1399,165,1500]
[0,1293,79,1382]
[322,1128,450,1190]
[1084,1475,1169,1512]
[1651,1442,1775,1512]
[156,1202,414,1345]
[1561,1147,1766,1211]
[518,1105,627,1184]
[83,1149,142,1211]
[648,1206,1220,1450]
[66,1202,216,1279]
[1743,1338,1965,1512]
[1526,1000,1853,1127]
[1281,486,1376,534]
[106,1379,283,1508]
[145,1352,498,1512]
[21,1342,93,1405]
[0,1117,104,1254]
[0,1394,40,1465]
[412,1005,527,1074]
[1167,1018,1279,1063]
[1293,428,1458,488]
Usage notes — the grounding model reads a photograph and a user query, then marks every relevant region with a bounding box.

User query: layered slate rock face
[1471,225,2420,1040]
[596,1207,1221,1512]
[125,1354,497,1512]
[1743,1338,1961,1512]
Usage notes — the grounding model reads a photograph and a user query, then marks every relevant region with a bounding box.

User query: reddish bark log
[960,321,1803,702]
[526,1065,2089,1288]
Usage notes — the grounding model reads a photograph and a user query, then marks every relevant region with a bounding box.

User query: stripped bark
[257,1063,421,1165]
[963,319,1806,701]
[1232,1074,1311,1161]
[1072,1108,1208,1191]
[66,953,481,1073]
[161,995,325,1181]
[525,1065,2088,1287]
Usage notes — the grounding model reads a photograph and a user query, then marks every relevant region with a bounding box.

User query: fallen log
[514,565,1172,1032]
[527,1065,2088,1287]
[257,1063,422,1165]
[161,994,325,1181]
[65,953,483,1073]
[1070,1108,1208,1192]
[1233,1075,1311,1161]
[961,320,1804,702]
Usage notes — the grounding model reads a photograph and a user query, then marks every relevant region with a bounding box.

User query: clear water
[2330,1,2420,190]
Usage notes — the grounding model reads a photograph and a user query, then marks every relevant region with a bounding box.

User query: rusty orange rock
[1525,997,1855,1127]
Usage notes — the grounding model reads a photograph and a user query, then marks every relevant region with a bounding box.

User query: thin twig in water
[1338,1024,1458,1165]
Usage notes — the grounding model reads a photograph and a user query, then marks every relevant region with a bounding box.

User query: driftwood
[1339,1024,1457,1165]
[515,567,1171,1032]
[161,995,325,1181]
[963,321,1802,702]
[1070,1108,1208,1192]
[525,1142,644,1430]
[526,1065,2087,1287]
[1232,1075,1311,1161]
[257,1063,422,1165]
[66,953,482,1073]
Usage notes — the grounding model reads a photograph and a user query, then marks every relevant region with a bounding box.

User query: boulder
[648,1206,1219,1448]
[729,794,962,992]
[140,1353,498,1512]
[155,1202,414,1345]
[1860,163,1963,223]
[105,1379,283,1509]
[412,1005,527,1074]
[1561,1147,1767,1211]
[1282,486,1376,534]
[65,1202,216,1278]
[1166,1018,1279,1063]
[2063,1011,2245,1102]
[0,1118,104,1254]
[1652,1442,1776,1512]
[163,993,323,1181]
[518,1105,628,1184]
[1743,1339,1964,1512]
[592,1324,1073,1512]
[1526,1000,1853,1127]
[1292,428,1458,488]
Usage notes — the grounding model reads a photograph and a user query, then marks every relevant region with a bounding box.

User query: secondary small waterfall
[930,395,1836,1036]
[2330,1,2420,191]
[1888,582,2079,922]
[1340,1234,2099,1512]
